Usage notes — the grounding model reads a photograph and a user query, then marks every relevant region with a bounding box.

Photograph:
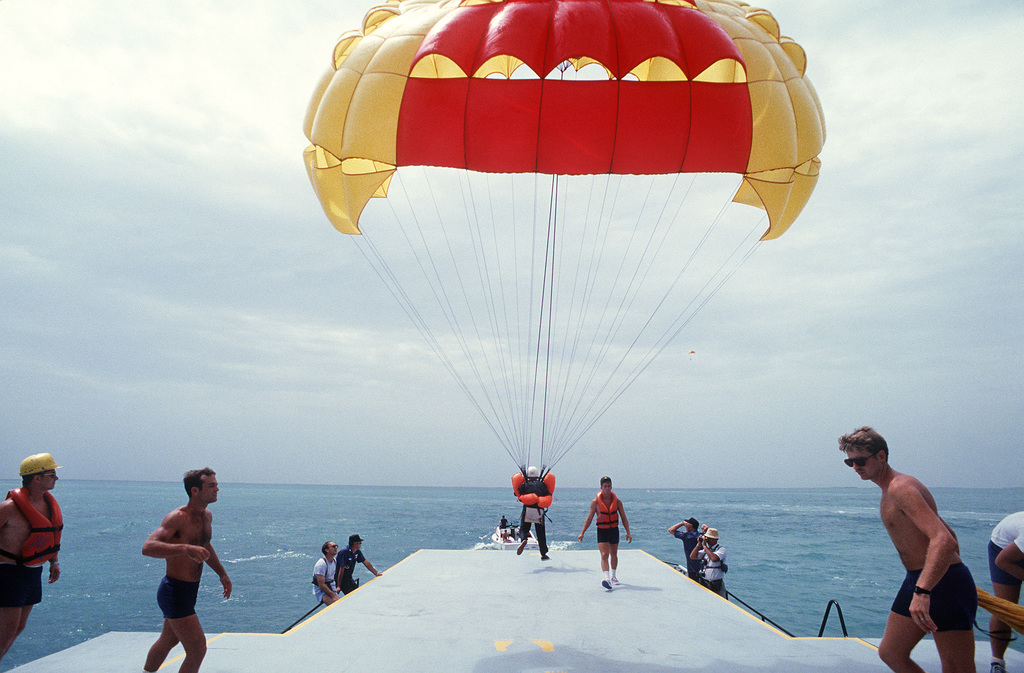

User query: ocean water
[2,481,1020,671]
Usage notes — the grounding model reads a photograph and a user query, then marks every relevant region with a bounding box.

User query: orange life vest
[511,472,556,509]
[1,488,63,565]
[595,491,619,529]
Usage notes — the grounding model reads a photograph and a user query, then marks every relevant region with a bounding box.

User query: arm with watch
[897,488,963,635]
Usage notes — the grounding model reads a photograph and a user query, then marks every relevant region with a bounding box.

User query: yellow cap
[19,453,61,477]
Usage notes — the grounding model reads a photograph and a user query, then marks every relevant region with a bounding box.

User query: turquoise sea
[2,482,1021,671]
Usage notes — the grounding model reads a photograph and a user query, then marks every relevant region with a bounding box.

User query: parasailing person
[512,467,556,560]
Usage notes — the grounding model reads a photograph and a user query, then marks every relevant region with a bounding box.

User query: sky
[1,0,1021,489]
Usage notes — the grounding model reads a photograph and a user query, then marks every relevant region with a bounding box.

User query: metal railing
[817,599,849,637]
[660,558,850,640]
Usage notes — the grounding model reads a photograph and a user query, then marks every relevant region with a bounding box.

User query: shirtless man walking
[143,468,232,673]
[839,427,977,673]
[0,454,62,664]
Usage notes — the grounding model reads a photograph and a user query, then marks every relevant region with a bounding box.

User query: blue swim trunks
[157,575,200,620]
[989,541,1024,586]
[891,562,977,631]
[0,564,43,608]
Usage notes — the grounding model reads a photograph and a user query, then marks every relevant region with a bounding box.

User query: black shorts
[597,527,619,545]
[157,576,200,620]
[891,563,977,631]
[0,564,43,608]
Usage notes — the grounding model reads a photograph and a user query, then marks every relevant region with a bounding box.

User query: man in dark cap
[336,534,382,595]
[668,517,702,581]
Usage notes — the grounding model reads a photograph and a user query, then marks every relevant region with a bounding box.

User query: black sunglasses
[843,454,876,467]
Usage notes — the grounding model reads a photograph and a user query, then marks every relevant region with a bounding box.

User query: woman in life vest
[579,476,631,590]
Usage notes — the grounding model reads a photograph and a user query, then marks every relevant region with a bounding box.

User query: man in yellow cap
[0,453,63,664]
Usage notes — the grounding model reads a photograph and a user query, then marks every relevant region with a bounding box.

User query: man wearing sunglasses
[0,454,63,665]
[839,426,977,673]
[313,541,341,605]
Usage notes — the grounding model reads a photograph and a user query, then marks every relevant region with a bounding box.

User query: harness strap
[0,548,24,564]
[0,544,59,566]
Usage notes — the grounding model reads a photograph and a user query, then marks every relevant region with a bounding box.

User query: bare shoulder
[157,506,191,531]
[888,473,931,504]
[0,498,19,522]
[889,471,919,491]
[887,472,946,528]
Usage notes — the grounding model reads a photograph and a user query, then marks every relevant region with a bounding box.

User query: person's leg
[0,606,32,662]
[609,543,619,573]
[597,542,613,588]
[932,629,976,673]
[989,582,1020,660]
[517,522,532,555]
[166,614,208,673]
[536,523,548,557]
[877,611,927,673]
[144,619,180,672]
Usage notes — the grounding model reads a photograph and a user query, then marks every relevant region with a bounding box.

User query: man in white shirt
[988,512,1024,673]
[313,541,340,605]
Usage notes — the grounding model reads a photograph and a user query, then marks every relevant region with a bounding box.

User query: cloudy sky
[1,0,1021,489]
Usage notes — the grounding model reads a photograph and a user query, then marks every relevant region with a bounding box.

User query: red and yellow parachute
[302,0,824,470]
[303,0,824,240]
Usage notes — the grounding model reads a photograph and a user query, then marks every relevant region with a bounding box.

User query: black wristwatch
[913,585,931,596]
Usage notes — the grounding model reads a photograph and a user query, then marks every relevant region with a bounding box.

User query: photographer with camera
[689,527,727,597]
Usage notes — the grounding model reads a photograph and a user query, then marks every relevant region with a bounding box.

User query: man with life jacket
[512,466,555,560]
[0,453,63,664]
[142,467,232,673]
[579,476,631,590]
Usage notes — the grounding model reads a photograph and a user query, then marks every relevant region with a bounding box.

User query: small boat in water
[491,524,537,550]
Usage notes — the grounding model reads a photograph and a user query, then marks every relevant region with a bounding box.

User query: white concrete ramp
[10,549,1018,672]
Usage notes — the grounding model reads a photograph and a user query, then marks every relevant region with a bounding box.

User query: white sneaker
[611,577,621,585]
[990,661,1006,673]
[601,579,612,590]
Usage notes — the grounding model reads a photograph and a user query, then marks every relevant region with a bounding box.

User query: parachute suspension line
[362,169,522,468]
[528,171,544,469]
[567,210,768,450]
[547,172,624,465]
[545,173,606,463]
[486,171,528,462]
[428,167,525,456]
[533,172,561,469]
[544,171,673,469]
[354,225,522,467]
[462,170,525,458]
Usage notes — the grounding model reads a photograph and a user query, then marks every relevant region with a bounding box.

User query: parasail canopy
[303,0,825,469]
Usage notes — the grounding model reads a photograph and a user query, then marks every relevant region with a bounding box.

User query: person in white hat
[0,453,63,664]
[690,527,726,596]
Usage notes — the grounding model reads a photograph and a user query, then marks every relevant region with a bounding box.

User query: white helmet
[527,466,539,477]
